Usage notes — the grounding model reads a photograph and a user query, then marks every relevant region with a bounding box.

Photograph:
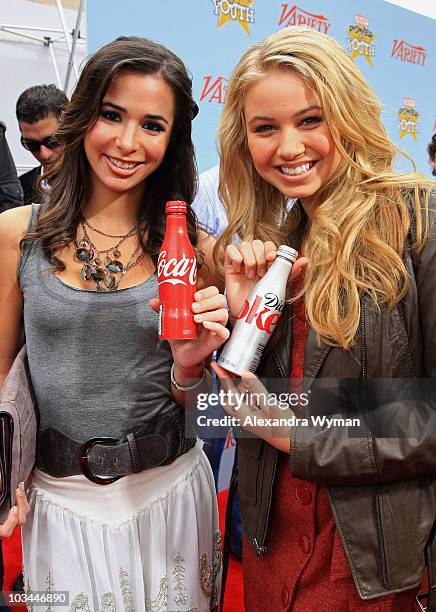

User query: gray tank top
[18,205,178,443]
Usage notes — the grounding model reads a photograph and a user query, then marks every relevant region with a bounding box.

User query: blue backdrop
[87,0,435,175]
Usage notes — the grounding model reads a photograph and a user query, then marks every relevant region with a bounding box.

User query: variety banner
[87,0,435,176]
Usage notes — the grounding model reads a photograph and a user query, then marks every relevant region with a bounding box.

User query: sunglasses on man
[20,135,61,153]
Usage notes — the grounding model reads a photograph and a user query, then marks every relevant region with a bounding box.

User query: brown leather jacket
[237,193,436,606]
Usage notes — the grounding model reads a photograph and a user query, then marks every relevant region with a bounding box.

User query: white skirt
[22,440,221,612]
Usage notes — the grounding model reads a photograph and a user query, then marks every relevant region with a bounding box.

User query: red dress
[242,293,422,611]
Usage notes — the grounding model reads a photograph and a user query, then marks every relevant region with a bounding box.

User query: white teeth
[281,162,312,175]
[108,156,138,170]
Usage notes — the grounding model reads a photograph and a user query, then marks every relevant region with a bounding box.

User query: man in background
[0,121,23,214]
[16,84,68,204]
[428,134,436,177]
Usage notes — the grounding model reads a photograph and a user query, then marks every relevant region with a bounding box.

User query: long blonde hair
[215,28,434,348]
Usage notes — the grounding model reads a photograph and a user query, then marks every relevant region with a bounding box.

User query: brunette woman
[0,36,228,611]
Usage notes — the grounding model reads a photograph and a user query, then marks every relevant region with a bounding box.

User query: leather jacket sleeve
[291,189,436,486]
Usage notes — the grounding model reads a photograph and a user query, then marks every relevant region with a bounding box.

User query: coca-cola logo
[237,292,283,334]
[157,250,197,287]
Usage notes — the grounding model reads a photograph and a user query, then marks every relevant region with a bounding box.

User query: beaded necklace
[73,219,144,291]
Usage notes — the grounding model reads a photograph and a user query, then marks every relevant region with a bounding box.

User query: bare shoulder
[0,205,32,248]
[197,229,215,252]
[197,229,218,270]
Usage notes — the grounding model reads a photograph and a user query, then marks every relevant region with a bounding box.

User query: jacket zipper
[273,353,286,380]
[360,296,390,590]
[253,450,278,556]
[374,489,390,589]
[360,295,367,379]
[251,353,284,556]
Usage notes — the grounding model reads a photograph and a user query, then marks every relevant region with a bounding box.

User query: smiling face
[83,71,175,199]
[244,69,341,210]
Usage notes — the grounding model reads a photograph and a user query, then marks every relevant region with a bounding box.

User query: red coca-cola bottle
[158,201,197,339]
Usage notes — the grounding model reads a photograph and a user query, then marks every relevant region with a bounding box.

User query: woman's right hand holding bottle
[224,240,308,320]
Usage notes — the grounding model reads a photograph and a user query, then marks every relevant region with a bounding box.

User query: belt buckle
[416,592,429,611]
[78,437,122,485]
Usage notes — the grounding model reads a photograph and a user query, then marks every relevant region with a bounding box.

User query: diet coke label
[237,292,284,335]
[157,250,197,287]
[218,245,298,375]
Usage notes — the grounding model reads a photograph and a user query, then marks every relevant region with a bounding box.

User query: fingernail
[192,303,201,312]
[194,291,202,300]
[13,506,18,516]
[242,374,256,389]
[19,482,25,492]
[203,321,213,328]
[194,314,203,323]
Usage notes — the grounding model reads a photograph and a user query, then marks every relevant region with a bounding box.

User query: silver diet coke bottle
[218,245,298,375]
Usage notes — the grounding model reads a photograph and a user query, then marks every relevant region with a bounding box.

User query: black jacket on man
[19,165,42,206]
[0,121,23,214]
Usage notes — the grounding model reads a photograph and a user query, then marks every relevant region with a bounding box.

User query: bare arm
[0,205,32,535]
[0,206,30,388]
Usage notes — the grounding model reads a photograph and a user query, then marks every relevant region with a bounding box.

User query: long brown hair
[215,28,434,348]
[25,36,199,270]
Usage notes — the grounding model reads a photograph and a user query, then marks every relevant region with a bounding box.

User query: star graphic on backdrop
[347,26,376,65]
[217,0,255,35]
[399,110,419,141]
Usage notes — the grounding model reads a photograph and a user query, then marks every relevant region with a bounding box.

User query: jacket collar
[304,329,331,384]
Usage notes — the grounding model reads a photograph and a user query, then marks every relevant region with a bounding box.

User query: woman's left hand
[150,286,230,373]
[211,361,292,453]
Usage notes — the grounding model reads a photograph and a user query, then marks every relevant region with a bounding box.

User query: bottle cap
[277,245,298,264]
[166,201,187,213]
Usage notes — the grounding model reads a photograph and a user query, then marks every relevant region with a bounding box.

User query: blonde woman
[212,28,436,611]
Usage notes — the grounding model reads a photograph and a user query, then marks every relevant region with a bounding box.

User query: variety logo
[398,98,420,141]
[391,39,427,66]
[157,251,197,287]
[225,428,236,449]
[346,14,376,65]
[211,0,255,34]
[200,76,229,104]
[278,4,331,33]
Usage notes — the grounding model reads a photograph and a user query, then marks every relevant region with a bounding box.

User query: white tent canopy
[0,0,87,172]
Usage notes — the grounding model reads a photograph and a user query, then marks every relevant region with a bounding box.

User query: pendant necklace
[74,219,144,291]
